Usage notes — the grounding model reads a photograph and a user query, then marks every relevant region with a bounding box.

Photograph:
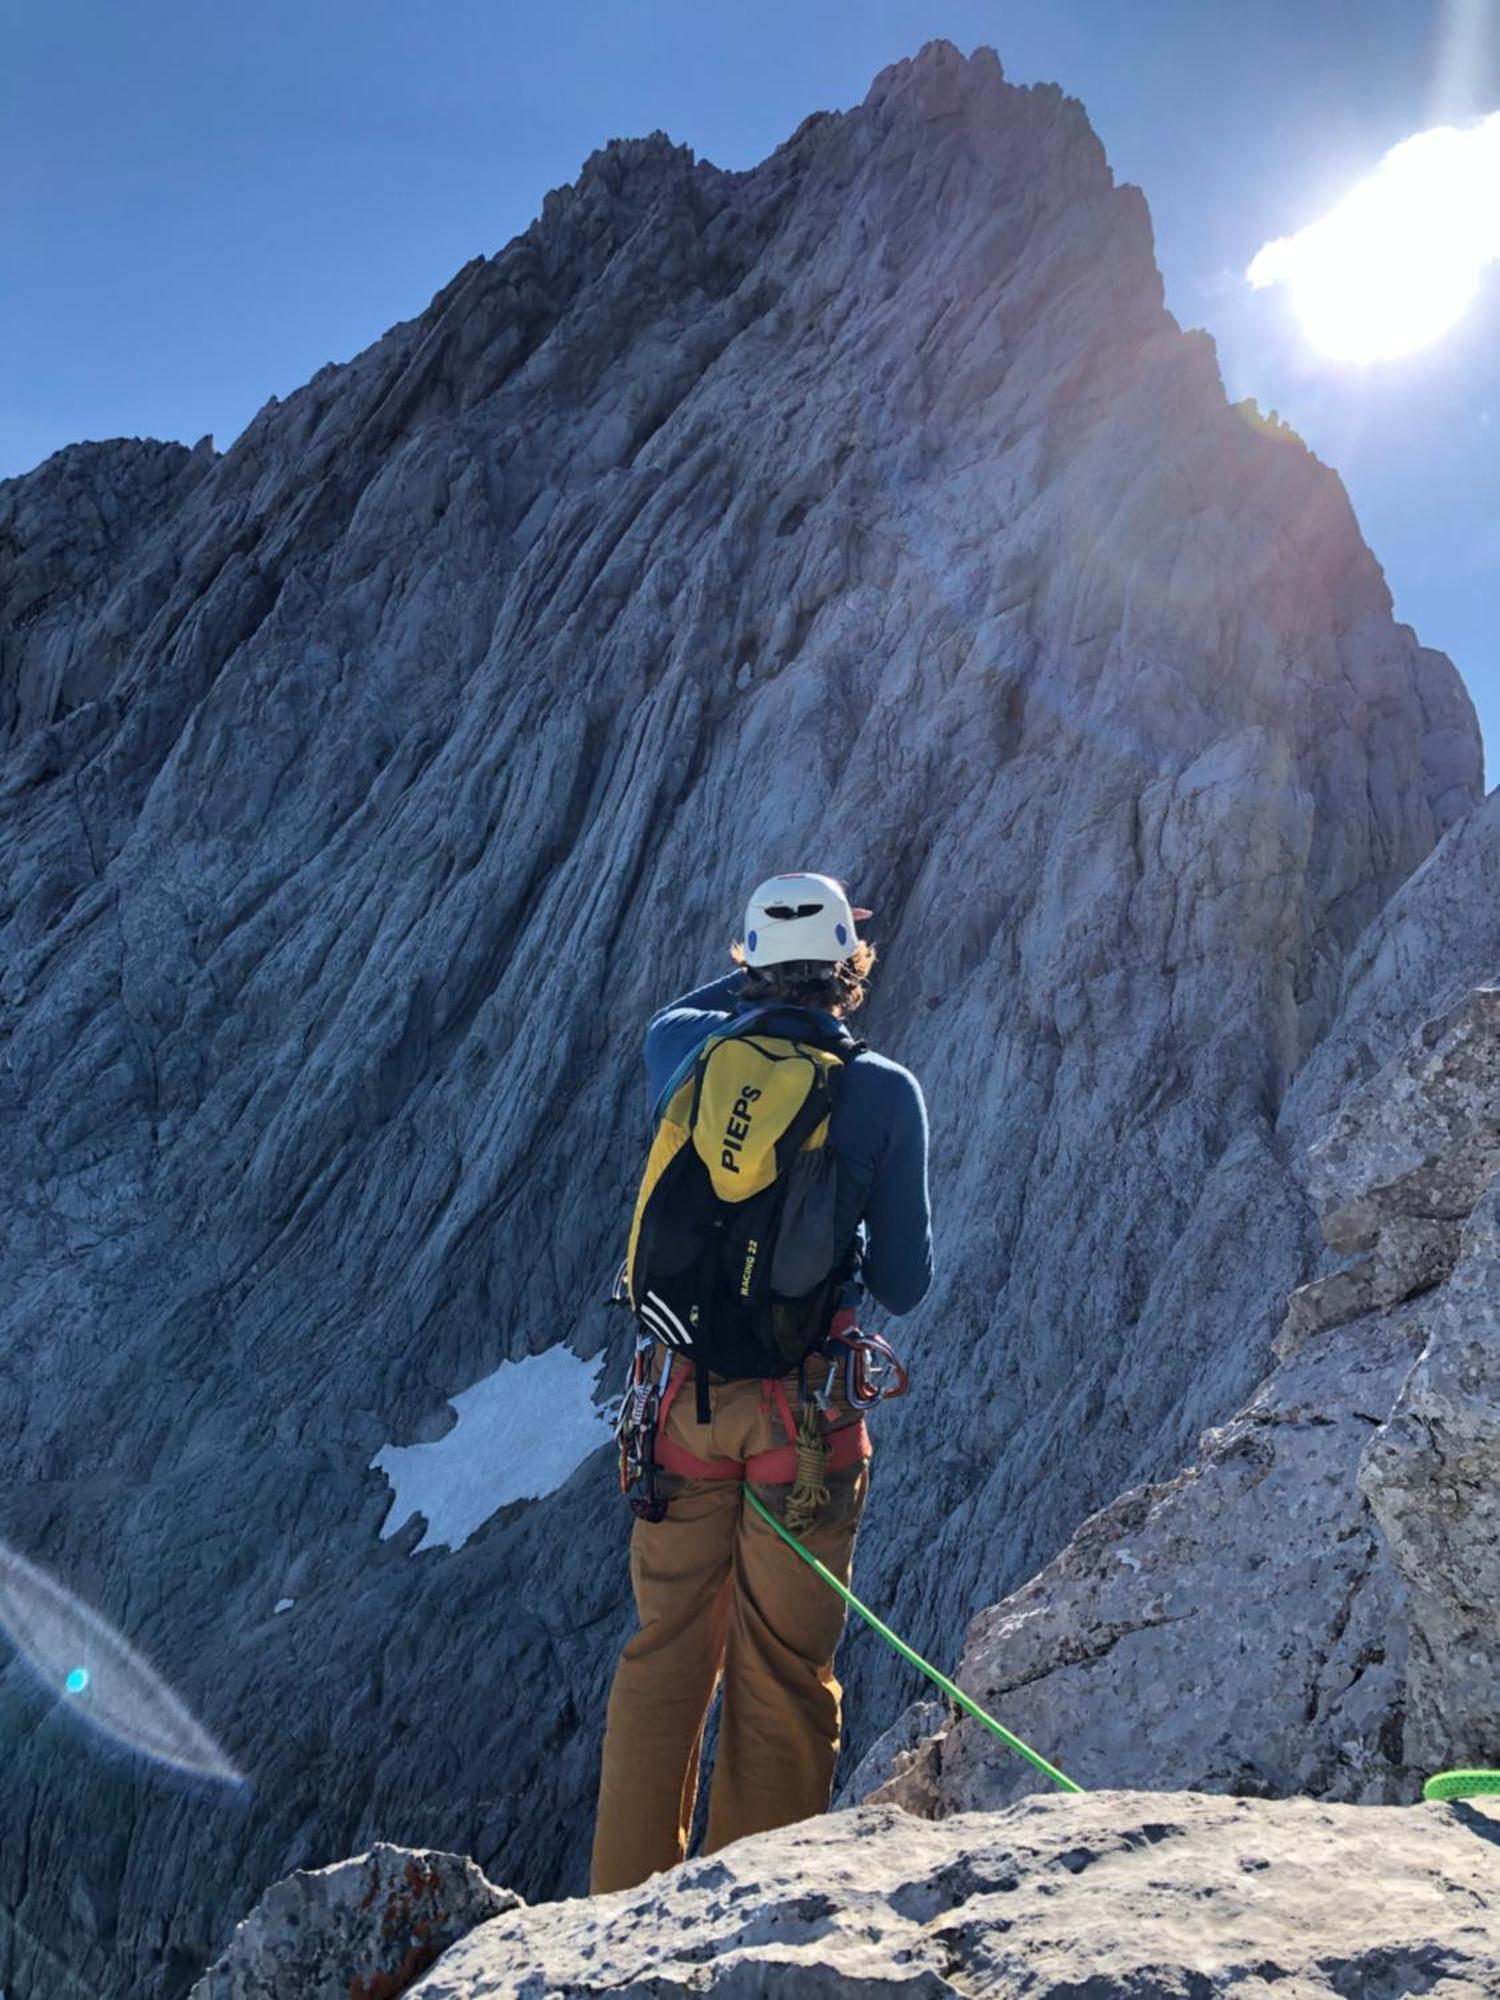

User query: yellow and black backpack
[625,1016,862,1397]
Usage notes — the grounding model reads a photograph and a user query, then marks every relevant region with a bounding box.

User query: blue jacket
[643,970,933,1315]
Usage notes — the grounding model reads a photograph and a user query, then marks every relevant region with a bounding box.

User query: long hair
[728,937,877,1016]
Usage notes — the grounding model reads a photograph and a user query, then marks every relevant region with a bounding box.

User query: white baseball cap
[742,872,872,967]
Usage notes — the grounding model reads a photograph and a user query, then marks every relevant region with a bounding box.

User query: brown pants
[589,1361,869,1894]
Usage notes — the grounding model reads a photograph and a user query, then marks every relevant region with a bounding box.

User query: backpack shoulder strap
[803,1027,866,1066]
[646,1003,781,1134]
[752,1003,865,1060]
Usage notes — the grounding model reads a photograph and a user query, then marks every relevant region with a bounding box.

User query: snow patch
[274,1598,295,1613]
[371,1345,614,1554]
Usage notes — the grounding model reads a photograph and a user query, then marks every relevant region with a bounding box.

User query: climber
[590,871,933,1895]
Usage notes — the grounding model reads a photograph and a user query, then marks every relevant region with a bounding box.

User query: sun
[1249,113,1500,363]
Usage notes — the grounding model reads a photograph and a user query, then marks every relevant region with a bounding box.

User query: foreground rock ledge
[323,1791,1500,1998]
[189,1845,519,1999]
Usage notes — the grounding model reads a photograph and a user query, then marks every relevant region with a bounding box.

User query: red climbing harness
[650,1360,873,1485]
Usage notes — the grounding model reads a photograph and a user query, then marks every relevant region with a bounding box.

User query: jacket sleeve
[642,969,746,1116]
[859,1068,933,1315]
[645,969,746,1050]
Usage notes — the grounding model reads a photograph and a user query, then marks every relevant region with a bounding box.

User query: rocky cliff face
[0,39,1483,1999]
[869,793,1500,1818]
[186,1800,1500,1998]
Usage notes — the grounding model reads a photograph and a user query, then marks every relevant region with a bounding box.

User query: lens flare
[1249,112,1500,361]
[0,1534,244,1784]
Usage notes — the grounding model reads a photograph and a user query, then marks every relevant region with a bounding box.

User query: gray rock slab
[869,973,1499,1823]
[872,1299,1418,1815]
[1361,1181,1500,1773]
[401,1793,1500,1997]
[188,1845,518,2000]
[1307,986,1500,1235]
[1276,1211,1459,1355]
[834,1698,948,1810]
[1276,986,1500,1354]
[1282,793,1500,1151]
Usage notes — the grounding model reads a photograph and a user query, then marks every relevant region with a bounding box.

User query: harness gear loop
[613,1308,906,1524]
[630,1352,871,1489]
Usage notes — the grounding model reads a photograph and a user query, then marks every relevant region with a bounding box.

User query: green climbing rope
[1423,1769,1500,1803]
[744,1484,1082,1795]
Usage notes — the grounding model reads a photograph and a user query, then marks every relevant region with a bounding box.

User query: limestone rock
[0,437,213,753]
[1276,1212,1459,1357]
[1297,980,1500,1769]
[1277,987,1500,1354]
[1361,1183,1500,1772]
[396,1793,1500,1997]
[1282,790,1500,1145]
[834,1698,948,1810]
[1307,986,1500,1240]
[871,976,1500,1820]
[187,1846,518,2000]
[873,1295,1416,1815]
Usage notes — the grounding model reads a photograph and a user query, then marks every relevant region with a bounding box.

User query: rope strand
[745,1485,1081,1794]
[783,1397,831,1535]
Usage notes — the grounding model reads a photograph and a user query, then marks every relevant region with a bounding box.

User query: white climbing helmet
[742,873,871,967]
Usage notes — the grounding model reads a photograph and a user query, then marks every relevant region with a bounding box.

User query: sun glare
[1249,112,1500,362]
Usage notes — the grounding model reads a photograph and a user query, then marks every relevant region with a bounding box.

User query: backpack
[624,1013,862,1385]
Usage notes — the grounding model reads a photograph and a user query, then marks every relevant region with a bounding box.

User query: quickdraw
[615,1336,672,1523]
[606,1264,671,1522]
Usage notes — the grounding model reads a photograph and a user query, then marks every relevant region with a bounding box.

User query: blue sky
[4,0,1495,769]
